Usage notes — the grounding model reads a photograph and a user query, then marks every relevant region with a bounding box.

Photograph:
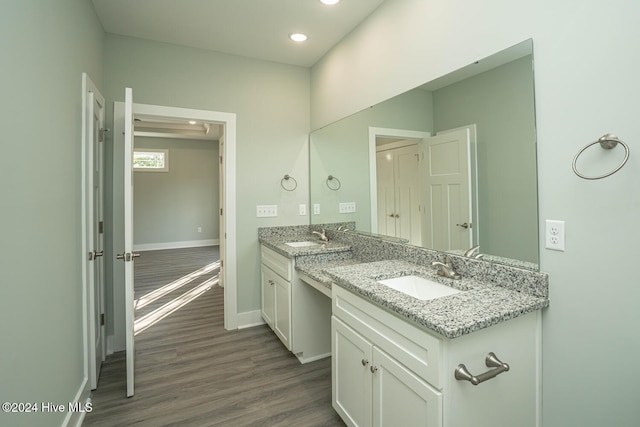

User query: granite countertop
[295,258,362,290]
[260,234,352,258]
[325,259,549,339]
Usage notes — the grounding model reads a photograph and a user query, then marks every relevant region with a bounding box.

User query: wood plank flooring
[84,246,345,426]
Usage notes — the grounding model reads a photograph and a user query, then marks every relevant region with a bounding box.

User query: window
[133,149,169,172]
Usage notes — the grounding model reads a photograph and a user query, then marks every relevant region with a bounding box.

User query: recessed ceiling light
[289,33,308,42]
[320,0,341,5]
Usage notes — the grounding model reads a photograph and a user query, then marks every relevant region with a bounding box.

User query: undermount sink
[377,275,461,301]
[285,241,322,248]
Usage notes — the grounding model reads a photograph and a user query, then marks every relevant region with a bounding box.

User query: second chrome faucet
[432,255,461,279]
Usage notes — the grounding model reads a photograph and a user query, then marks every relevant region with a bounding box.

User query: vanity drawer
[333,285,443,389]
[261,245,292,281]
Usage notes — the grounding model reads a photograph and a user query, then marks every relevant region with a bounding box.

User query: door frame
[368,127,431,233]
[130,102,238,331]
[110,102,238,353]
[81,73,106,391]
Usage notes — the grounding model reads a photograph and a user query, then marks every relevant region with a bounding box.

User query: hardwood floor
[84,246,345,426]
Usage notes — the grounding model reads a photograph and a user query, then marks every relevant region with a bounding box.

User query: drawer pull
[455,352,509,385]
[370,365,378,373]
[361,358,369,366]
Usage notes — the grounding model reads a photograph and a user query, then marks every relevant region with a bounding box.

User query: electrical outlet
[197,226,202,233]
[256,205,278,217]
[299,204,307,216]
[313,204,320,215]
[545,219,565,251]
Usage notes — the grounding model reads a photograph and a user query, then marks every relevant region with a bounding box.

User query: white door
[420,128,472,251]
[376,150,396,237]
[218,133,225,288]
[376,143,421,245]
[121,87,138,397]
[83,73,106,390]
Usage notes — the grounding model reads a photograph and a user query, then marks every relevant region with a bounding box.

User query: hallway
[84,247,343,426]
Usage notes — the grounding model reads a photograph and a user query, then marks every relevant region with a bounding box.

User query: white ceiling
[91,0,386,68]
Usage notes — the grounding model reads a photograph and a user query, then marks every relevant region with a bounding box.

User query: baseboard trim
[133,239,219,251]
[61,377,91,427]
[236,310,265,329]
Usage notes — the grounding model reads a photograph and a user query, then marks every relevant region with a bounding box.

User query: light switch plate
[256,205,277,217]
[339,202,356,213]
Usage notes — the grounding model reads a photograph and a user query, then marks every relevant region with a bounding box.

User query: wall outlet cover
[545,219,565,251]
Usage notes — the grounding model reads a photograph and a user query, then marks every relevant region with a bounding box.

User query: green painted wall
[103,34,310,323]
[433,56,538,263]
[133,137,220,246]
[0,1,103,426]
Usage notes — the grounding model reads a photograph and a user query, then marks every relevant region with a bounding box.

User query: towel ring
[326,175,341,191]
[572,133,630,180]
[281,174,297,191]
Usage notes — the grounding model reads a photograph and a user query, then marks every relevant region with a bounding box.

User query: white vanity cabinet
[260,245,333,362]
[332,285,541,427]
[261,245,292,350]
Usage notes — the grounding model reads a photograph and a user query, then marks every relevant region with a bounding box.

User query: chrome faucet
[432,255,461,279]
[337,225,350,232]
[312,228,329,242]
[464,245,483,259]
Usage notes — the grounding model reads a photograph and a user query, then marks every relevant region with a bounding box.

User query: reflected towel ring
[572,133,630,180]
[326,175,341,191]
[281,174,297,191]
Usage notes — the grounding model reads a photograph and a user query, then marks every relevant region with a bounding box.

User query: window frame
[133,148,169,172]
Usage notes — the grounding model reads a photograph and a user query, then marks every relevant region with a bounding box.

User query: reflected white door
[420,128,472,251]
[376,143,421,245]
[123,87,137,397]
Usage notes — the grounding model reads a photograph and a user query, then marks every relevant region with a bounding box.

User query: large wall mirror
[310,39,539,270]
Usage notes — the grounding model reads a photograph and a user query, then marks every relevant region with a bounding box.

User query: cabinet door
[372,347,442,427]
[261,266,276,327]
[332,317,373,427]
[273,274,291,350]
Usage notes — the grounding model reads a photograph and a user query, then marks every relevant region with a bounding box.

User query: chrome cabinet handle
[455,352,509,385]
[456,222,470,229]
[116,253,125,260]
[361,358,369,366]
[370,365,378,373]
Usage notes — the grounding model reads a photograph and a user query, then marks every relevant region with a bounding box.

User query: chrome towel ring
[281,174,297,191]
[572,133,630,180]
[326,175,341,191]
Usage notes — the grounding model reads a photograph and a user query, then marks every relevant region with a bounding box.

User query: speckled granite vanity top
[260,235,352,257]
[325,259,549,339]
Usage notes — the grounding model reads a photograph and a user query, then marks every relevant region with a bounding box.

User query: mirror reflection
[310,40,539,269]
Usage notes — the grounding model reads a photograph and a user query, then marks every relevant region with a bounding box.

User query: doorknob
[93,250,104,258]
[456,222,471,229]
[116,252,140,262]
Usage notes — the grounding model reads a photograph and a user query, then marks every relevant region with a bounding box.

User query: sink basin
[285,241,322,248]
[377,275,461,301]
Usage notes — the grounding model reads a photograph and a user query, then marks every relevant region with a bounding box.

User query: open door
[117,87,139,397]
[420,128,472,251]
[82,73,106,391]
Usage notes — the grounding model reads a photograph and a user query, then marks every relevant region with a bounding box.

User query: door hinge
[100,313,105,326]
[98,221,104,234]
[219,155,223,164]
[220,259,224,268]
[220,208,223,216]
